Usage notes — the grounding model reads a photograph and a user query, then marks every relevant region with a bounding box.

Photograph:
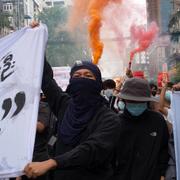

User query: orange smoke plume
[88,0,108,65]
[68,0,121,64]
[88,0,121,64]
[68,0,89,30]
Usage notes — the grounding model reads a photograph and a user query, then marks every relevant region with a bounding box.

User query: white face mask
[104,89,114,98]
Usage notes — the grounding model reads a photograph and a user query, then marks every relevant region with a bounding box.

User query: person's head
[61,61,103,146]
[149,83,158,96]
[119,78,157,116]
[70,60,102,82]
[67,60,103,98]
[102,79,116,98]
[103,79,116,90]
[71,68,96,80]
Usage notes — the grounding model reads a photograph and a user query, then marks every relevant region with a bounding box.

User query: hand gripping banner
[0,25,48,178]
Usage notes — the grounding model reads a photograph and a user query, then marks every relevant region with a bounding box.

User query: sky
[135,0,146,5]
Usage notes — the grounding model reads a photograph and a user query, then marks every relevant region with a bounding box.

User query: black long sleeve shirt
[42,60,121,180]
[114,109,169,180]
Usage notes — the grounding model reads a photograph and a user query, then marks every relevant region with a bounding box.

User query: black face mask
[67,77,102,104]
[60,78,103,146]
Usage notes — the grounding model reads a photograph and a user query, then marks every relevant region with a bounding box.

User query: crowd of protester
[8,56,179,180]
[8,19,180,180]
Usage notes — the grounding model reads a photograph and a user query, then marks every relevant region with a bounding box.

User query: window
[3,3,13,12]
[3,5,6,11]
[54,1,64,6]
[46,1,52,6]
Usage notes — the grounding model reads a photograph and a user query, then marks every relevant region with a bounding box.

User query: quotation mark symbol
[2,98,12,120]
[12,92,26,117]
[1,92,26,120]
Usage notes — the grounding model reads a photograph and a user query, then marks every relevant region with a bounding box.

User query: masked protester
[114,78,169,180]
[102,79,116,100]
[23,60,120,180]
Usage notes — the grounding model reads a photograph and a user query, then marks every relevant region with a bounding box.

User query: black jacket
[113,109,169,180]
[42,61,120,180]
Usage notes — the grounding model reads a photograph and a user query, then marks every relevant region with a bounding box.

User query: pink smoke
[129,22,159,67]
[103,0,147,59]
[103,3,125,54]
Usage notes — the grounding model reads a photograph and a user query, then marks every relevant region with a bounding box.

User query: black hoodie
[113,109,169,180]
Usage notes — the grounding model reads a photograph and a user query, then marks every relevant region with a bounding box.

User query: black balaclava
[60,61,104,146]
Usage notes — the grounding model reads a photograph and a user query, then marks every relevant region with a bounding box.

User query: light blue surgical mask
[126,103,148,116]
[165,90,171,102]
[118,101,125,110]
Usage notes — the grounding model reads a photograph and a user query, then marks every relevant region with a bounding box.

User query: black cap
[70,60,102,83]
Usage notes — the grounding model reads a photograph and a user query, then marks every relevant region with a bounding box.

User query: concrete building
[1,0,21,33]
[147,0,173,33]
[0,1,3,11]
[146,0,161,80]
[43,0,71,8]
[0,0,10,37]
[146,0,160,26]
[146,0,174,81]
[147,0,180,82]
[168,0,180,80]
[172,0,180,12]
[159,0,173,33]
[0,0,44,36]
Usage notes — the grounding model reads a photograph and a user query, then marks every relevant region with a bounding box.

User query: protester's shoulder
[146,109,163,118]
[97,105,120,123]
[99,105,119,115]
[147,109,166,123]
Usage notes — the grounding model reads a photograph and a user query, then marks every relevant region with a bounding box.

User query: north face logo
[150,132,157,137]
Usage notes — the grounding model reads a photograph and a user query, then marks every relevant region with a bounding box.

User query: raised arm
[42,59,70,117]
[159,79,168,117]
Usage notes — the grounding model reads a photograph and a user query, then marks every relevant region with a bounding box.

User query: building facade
[0,0,44,37]
[0,1,3,11]
[146,0,160,26]
[172,0,180,12]
[146,0,175,82]
[168,0,180,81]
[160,0,172,33]
[43,0,72,8]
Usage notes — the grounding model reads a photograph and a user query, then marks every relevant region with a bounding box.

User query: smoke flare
[68,0,121,64]
[129,22,159,68]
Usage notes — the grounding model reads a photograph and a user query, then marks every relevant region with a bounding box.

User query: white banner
[52,66,70,91]
[171,92,180,180]
[0,25,48,178]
